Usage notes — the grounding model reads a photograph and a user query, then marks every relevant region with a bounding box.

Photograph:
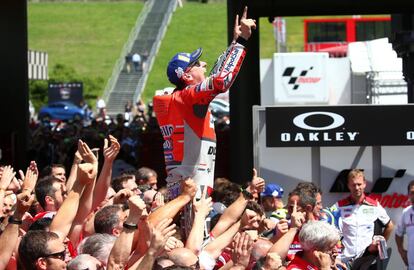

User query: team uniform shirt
[395,205,414,270]
[286,233,302,261]
[32,210,56,222]
[282,211,341,263]
[282,210,341,262]
[153,41,247,199]
[286,252,319,270]
[330,194,391,262]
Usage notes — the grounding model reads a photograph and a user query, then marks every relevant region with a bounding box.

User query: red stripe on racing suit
[153,41,246,199]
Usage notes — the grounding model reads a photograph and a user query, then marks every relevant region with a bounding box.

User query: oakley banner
[266,105,414,147]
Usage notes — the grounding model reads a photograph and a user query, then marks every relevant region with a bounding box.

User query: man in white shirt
[330,169,394,266]
[132,52,141,72]
[96,96,106,116]
[395,180,414,269]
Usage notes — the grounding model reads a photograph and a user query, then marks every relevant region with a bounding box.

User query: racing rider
[153,7,256,201]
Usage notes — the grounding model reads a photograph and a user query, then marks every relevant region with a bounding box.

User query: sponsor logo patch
[175,67,184,79]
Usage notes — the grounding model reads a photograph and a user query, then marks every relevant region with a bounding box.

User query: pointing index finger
[234,14,239,28]
[293,199,297,214]
[241,6,248,20]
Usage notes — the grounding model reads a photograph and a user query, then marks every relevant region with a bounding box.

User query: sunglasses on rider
[186,60,201,71]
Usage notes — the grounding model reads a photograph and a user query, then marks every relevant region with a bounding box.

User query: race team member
[330,169,394,266]
[153,7,256,201]
[395,180,414,269]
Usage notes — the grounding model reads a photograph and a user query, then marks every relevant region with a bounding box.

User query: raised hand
[148,218,177,256]
[103,135,120,162]
[231,232,254,268]
[77,163,97,185]
[192,185,212,218]
[21,161,39,193]
[164,236,184,252]
[152,192,165,210]
[246,168,265,199]
[78,140,98,165]
[275,219,289,236]
[233,13,241,42]
[29,160,39,176]
[233,6,256,42]
[252,168,265,192]
[14,190,35,219]
[180,178,197,200]
[314,250,332,269]
[263,252,284,270]
[128,195,147,217]
[260,216,276,231]
[0,165,16,191]
[73,150,82,164]
[113,188,134,205]
[290,200,305,229]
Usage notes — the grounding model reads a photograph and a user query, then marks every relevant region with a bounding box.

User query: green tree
[29,63,104,111]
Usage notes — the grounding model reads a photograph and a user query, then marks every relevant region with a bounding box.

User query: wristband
[8,216,23,225]
[241,189,253,200]
[236,36,248,46]
[123,222,138,230]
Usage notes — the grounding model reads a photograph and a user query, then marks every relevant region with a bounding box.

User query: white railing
[102,0,154,103]
[367,71,408,104]
[132,0,177,103]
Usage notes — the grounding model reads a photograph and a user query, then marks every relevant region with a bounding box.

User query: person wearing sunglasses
[18,230,67,270]
[19,155,97,270]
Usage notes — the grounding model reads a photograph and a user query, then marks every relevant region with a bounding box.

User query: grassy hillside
[29,2,361,104]
[28,2,142,103]
[28,1,306,104]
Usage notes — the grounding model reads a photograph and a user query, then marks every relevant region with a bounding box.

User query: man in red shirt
[287,221,340,270]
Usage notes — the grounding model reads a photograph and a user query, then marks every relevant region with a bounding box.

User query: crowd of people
[27,96,230,183]
[28,100,156,175]
[1,139,407,270]
[2,5,411,270]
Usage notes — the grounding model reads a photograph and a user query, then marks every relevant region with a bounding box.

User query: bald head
[67,254,103,270]
[168,247,198,267]
[251,238,273,260]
